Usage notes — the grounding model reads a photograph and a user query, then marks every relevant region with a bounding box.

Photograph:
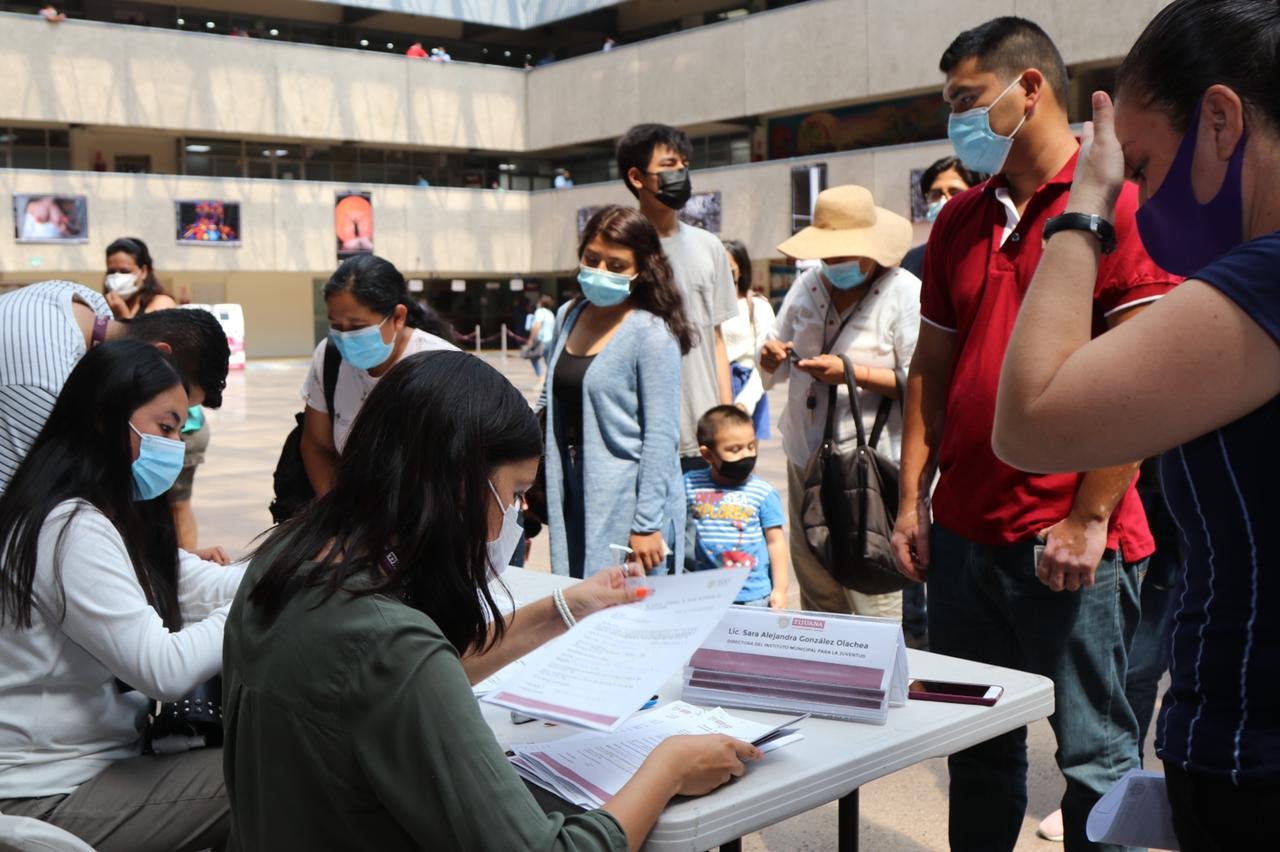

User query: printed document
[484,570,747,731]
[509,701,804,809]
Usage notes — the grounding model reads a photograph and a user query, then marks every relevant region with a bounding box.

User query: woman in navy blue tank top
[992,2,1280,848]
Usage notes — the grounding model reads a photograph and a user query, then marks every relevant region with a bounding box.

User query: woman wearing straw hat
[758,185,919,620]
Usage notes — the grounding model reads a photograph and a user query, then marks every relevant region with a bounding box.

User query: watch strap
[1044,212,1117,255]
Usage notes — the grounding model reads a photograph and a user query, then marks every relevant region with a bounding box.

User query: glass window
[10,128,48,147]
[791,163,828,233]
[11,146,47,170]
[185,153,213,176]
[357,148,386,184]
[212,155,243,178]
[247,159,274,180]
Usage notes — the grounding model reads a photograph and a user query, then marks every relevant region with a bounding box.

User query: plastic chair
[0,815,96,852]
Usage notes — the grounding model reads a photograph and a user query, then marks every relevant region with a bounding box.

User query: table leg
[717,839,742,852]
[838,788,859,852]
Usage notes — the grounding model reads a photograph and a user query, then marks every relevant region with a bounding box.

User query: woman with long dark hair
[720,238,775,438]
[224,351,758,850]
[300,253,457,496]
[0,340,244,851]
[541,205,692,577]
[103,237,176,319]
[994,1,1280,843]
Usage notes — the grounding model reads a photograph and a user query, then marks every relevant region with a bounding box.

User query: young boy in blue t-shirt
[684,405,789,608]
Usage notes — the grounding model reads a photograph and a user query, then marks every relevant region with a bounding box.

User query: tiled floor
[193,352,1158,851]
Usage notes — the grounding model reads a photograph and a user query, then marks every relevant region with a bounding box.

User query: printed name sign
[682,605,909,724]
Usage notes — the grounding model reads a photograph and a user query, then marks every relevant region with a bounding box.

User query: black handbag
[268,342,340,523]
[799,354,909,595]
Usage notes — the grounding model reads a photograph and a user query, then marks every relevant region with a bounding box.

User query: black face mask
[651,167,692,210]
[715,454,757,484]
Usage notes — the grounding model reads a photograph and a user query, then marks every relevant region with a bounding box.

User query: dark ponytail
[323,254,454,341]
[1116,0,1280,133]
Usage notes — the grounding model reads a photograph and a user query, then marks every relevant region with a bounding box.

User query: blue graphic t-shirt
[684,469,785,603]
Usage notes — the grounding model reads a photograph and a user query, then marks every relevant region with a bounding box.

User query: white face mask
[105,271,139,299]
[487,479,523,579]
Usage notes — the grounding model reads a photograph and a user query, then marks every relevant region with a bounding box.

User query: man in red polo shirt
[891,17,1179,852]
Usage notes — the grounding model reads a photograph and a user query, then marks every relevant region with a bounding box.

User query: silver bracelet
[552,588,577,630]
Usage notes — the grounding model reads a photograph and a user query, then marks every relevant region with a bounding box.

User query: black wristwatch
[1043,212,1117,255]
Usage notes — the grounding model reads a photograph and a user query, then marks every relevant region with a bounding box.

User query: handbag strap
[824,356,906,451]
[818,301,865,445]
[823,353,869,448]
[867,368,906,450]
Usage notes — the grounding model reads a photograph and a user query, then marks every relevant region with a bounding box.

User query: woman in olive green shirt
[223,350,760,851]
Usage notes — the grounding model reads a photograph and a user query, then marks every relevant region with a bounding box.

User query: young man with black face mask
[616,124,736,473]
[684,405,788,609]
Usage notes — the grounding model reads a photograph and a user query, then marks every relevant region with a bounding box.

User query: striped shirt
[1156,232,1280,785]
[0,280,111,496]
[684,469,784,603]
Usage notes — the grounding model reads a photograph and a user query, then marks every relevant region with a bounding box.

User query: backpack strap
[322,340,341,426]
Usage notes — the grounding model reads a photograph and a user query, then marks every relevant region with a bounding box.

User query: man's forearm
[1071,462,1141,524]
[899,369,944,505]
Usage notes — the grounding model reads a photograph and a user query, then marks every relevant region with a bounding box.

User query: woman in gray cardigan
[539,206,694,578]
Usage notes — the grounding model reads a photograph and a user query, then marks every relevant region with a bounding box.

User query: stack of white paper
[681,605,909,725]
[484,571,747,731]
[508,701,805,809]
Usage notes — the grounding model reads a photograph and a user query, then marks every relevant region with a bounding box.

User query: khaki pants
[0,748,228,852]
[787,463,902,620]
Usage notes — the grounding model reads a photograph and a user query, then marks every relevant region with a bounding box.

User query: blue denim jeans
[1125,544,1179,757]
[902,582,928,638]
[928,523,1143,852]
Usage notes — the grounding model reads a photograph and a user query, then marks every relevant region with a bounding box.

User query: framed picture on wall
[335,191,374,259]
[678,191,722,234]
[175,200,241,245]
[575,205,606,237]
[13,194,89,243]
[909,168,929,222]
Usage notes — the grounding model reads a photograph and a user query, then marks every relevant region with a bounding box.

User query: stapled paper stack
[681,605,909,724]
[508,701,806,809]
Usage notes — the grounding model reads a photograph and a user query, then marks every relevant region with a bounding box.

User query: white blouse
[763,266,921,468]
[720,295,776,414]
[302,329,458,453]
[0,501,246,797]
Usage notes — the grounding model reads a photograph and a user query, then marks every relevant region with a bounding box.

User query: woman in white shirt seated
[0,339,245,852]
[721,239,775,438]
[300,254,458,497]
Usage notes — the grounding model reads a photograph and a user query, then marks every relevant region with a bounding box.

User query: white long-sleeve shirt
[0,500,246,797]
[762,266,920,468]
[721,295,776,415]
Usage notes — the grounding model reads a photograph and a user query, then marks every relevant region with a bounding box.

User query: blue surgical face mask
[925,198,946,223]
[947,77,1028,175]
[578,266,635,307]
[821,259,869,290]
[328,315,393,371]
[128,422,186,501]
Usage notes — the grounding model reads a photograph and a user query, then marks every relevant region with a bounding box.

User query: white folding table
[485,567,1055,851]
